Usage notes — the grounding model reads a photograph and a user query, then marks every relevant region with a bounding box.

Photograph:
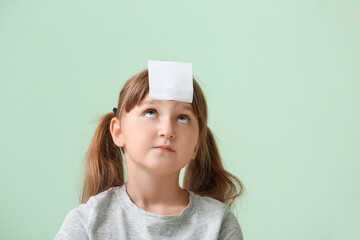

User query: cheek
[181,129,199,151]
[123,120,154,144]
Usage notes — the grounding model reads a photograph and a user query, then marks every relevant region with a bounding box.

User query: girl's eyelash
[179,114,191,122]
[143,108,191,121]
[143,108,157,115]
[145,107,156,112]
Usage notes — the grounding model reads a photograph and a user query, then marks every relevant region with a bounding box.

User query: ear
[110,117,125,147]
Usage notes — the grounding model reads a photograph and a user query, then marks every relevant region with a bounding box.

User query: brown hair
[81,69,244,206]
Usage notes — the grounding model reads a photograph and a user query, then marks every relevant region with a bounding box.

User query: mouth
[154,145,175,152]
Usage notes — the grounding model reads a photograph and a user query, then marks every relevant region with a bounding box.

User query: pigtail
[81,112,124,203]
[183,126,243,207]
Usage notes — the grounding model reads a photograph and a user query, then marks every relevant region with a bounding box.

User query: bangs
[118,70,149,115]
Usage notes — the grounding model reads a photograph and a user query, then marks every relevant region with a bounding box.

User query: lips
[154,145,175,152]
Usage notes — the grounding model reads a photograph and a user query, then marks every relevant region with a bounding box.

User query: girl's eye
[144,109,157,118]
[177,114,190,124]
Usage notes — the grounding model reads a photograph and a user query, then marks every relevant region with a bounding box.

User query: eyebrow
[181,104,194,112]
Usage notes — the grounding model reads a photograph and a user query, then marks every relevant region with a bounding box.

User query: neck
[125,162,189,215]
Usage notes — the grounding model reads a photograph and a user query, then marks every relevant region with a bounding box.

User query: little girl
[55,61,244,240]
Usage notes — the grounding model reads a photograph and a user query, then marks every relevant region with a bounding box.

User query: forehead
[138,95,194,111]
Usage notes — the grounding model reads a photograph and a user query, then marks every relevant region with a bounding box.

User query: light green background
[1,0,359,239]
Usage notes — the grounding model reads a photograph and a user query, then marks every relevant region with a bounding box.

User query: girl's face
[115,94,199,176]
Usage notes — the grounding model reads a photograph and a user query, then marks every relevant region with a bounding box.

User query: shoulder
[191,193,244,240]
[191,193,229,218]
[218,208,244,240]
[55,187,122,240]
[73,186,121,220]
[85,186,121,210]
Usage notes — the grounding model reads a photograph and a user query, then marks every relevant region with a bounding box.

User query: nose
[158,117,176,140]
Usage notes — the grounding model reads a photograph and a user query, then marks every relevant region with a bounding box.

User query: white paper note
[148,60,193,103]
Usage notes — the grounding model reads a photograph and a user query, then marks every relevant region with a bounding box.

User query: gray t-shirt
[55,185,243,240]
